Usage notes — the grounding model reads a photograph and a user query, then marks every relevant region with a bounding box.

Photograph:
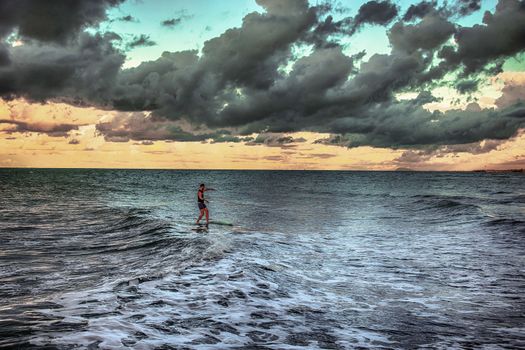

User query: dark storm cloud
[388,13,455,53]
[0,43,9,66]
[0,32,124,103]
[112,0,317,125]
[351,0,398,33]
[321,101,525,148]
[0,0,124,43]
[0,0,125,104]
[109,5,523,150]
[215,46,354,129]
[307,0,398,47]
[455,79,479,94]
[110,50,200,112]
[453,0,482,17]
[127,34,156,49]
[439,0,525,76]
[402,1,437,21]
[0,119,80,137]
[306,15,353,48]
[402,0,481,22]
[1,0,524,153]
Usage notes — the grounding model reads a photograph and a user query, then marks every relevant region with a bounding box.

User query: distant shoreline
[472,169,524,173]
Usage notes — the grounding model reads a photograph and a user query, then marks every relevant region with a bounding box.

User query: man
[196,183,215,227]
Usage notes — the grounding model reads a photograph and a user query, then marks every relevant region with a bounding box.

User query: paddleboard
[208,220,233,226]
[191,224,208,232]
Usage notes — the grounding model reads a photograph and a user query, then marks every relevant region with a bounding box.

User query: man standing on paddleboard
[196,183,215,227]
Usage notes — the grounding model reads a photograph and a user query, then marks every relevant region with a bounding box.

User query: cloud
[0,32,124,103]
[127,34,156,49]
[68,138,80,144]
[104,0,525,151]
[403,1,437,21]
[403,0,481,22]
[263,155,285,161]
[351,0,398,34]
[95,112,181,141]
[496,78,525,109]
[395,149,435,163]
[453,0,482,17]
[388,13,455,53]
[0,0,124,43]
[302,153,337,159]
[0,118,80,137]
[455,79,479,94]
[0,43,9,66]
[161,11,194,29]
[245,133,306,147]
[1,0,524,155]
[215,46,354,130]
[307,0,398,47]
[394,138,506,165]
[439,0,525,76]
[324,100,525,148]
[161,18,182,27]
[441,139,505,154]
[95,112,248,143]
[118,15,137,22]
[112,0,317,125]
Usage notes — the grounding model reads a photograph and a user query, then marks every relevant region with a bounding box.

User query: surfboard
[191,224,208,232]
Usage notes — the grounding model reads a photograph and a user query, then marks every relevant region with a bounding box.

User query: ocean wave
[495,194,525,205]
[411,194,481,215]
[485,218,525,232]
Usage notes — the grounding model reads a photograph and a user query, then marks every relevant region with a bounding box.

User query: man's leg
[205,208,209,225]
[196,209,204,224]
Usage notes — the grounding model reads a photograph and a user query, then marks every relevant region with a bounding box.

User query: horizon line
[1,166,522,173]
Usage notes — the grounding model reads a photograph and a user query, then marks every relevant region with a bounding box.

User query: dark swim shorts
[198,202,206,210]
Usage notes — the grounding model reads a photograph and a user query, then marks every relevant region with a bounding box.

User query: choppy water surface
[0,169,524,349]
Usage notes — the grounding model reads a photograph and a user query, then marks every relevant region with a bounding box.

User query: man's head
[199,183,205,190]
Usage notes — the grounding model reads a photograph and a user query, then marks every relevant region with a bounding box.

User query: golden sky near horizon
[1,71,524,171]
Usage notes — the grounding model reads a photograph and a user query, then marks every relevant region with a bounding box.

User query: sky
[0,0,524,170]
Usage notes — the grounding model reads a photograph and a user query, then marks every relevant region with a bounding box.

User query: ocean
[0,169,524,349]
